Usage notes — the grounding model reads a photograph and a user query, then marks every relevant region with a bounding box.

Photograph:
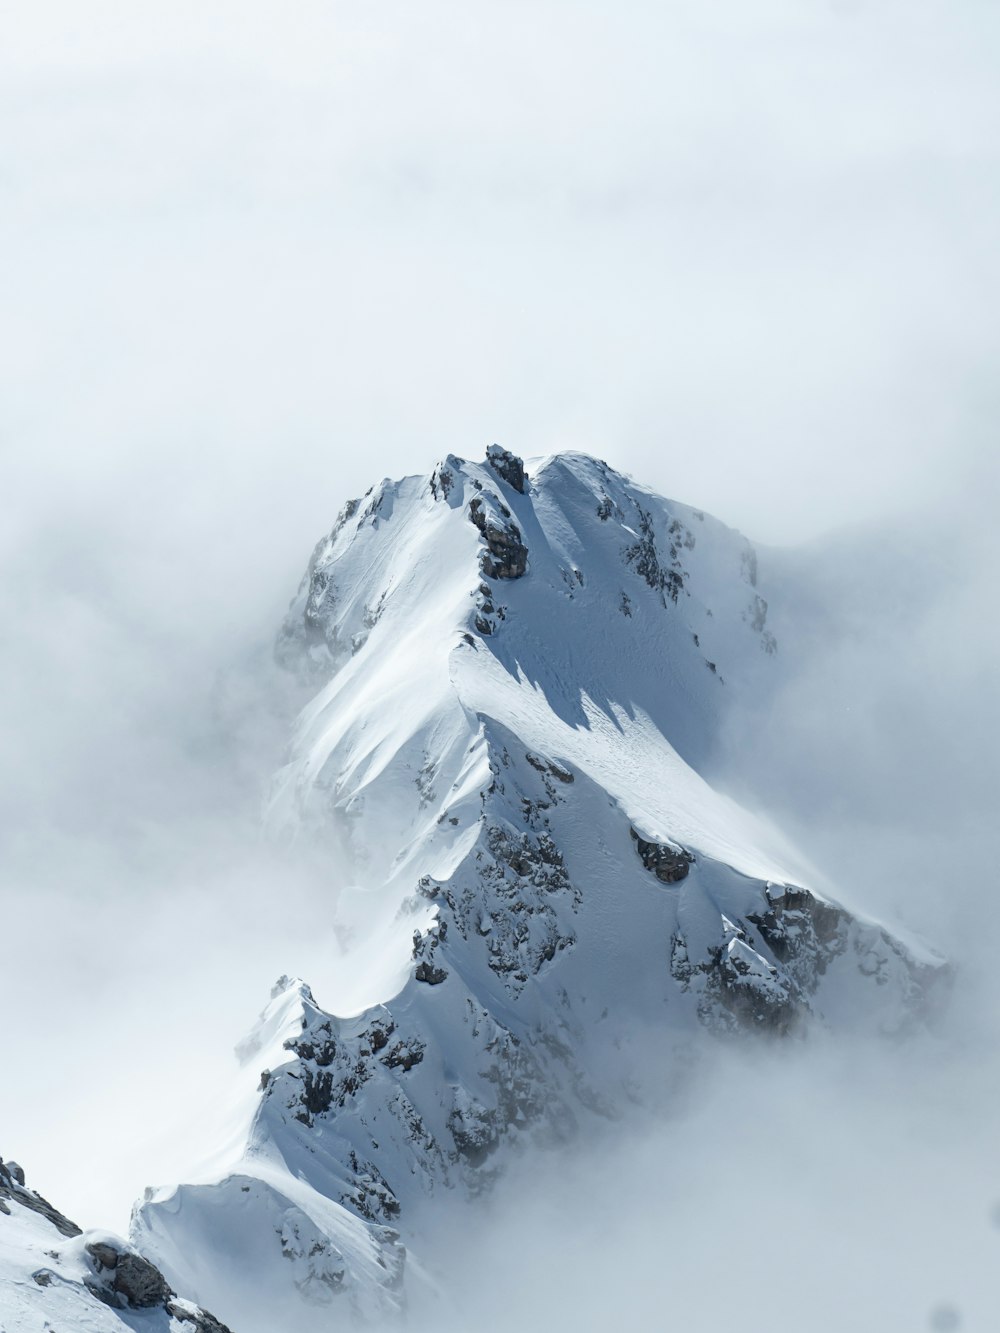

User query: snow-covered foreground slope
[0,1156,230,1332]
[132,447,945,1329]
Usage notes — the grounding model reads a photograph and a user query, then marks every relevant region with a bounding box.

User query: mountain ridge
[128,446,944,1329]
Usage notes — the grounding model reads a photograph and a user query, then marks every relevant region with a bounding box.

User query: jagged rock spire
[485,443,527,493]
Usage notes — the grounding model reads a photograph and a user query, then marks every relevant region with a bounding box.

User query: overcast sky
[1,0,998,1274]
[4,0,998,551]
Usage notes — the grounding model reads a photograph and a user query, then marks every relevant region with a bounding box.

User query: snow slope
[0,1156,230,1332]
[132,446,945,1328]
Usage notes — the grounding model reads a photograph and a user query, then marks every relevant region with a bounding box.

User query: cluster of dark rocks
[630,828,693,883]
[0,1156,80,1237]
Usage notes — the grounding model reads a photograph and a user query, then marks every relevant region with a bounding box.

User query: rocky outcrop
[706,917,799,1035]
[623,503,689,605]
[167,1302,236,1332]
[670,919,799,1036]
[630,828,693,883]
[525,752,575,785]
[417,800,580,994]
[468,496,528,580]
[473,580,508,636]
[669,881,941,1038]
[0,1157,233,1331]
[412,925,449,985]
[429,461,455,501]
[486,444,527,493]
[86,1239,173,1309]
[0,1156,81,1237]
[747,883,845,978]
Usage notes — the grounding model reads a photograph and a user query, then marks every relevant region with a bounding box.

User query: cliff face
[132,448,944,1330]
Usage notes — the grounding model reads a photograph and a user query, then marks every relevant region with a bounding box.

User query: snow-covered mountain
[130,447,945,1328]
[0,1155,231,1332]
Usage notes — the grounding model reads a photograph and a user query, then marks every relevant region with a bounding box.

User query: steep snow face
[133,447,945,1329]
[0,1156,230,1332]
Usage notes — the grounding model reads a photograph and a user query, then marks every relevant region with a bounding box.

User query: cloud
[404,1031,1000,1333]
[3,0,999,539]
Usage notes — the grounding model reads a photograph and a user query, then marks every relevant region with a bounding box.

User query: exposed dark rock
[746,884,847,982]
[630,828,693,883]
[486,445,527,493]
[84,1277,123,1309]
[711,934,798,1035]
[166,1301,236,1333]
[430,823,580,988]
[623,505,686,605]
[112,1251,173,1308]
[299,1068,335,1117]
[468,497,528,579]
[381,1039,426,1071]
[597,493,621,522]
[368,1023,393,1053]
[412,928,449,984]
[86,1241,120,1271]
[344,1152,402,1222]
[669,933,695,990]
[294,1033,337,1067]
[671,922,799,1036]
[670,886,870,1037]
[524,752,574,784]
[744,591,778,654]
[448,1105,500,1167]
[0,1158,81,1238]
[87,1240,172,1309]
[429,463,454,500]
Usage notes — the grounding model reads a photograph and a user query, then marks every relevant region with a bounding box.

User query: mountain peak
[133,448,946,1330]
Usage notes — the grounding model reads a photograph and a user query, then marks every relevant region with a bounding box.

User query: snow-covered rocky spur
[0,1156,231,1331]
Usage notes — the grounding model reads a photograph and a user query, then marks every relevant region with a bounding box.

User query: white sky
[3,0,998,556]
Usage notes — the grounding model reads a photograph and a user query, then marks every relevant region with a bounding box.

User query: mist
[400,1033,1000,1332]
[1,1,998,1328]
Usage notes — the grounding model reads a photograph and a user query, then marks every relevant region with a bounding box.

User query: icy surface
[131,448,945,1328]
